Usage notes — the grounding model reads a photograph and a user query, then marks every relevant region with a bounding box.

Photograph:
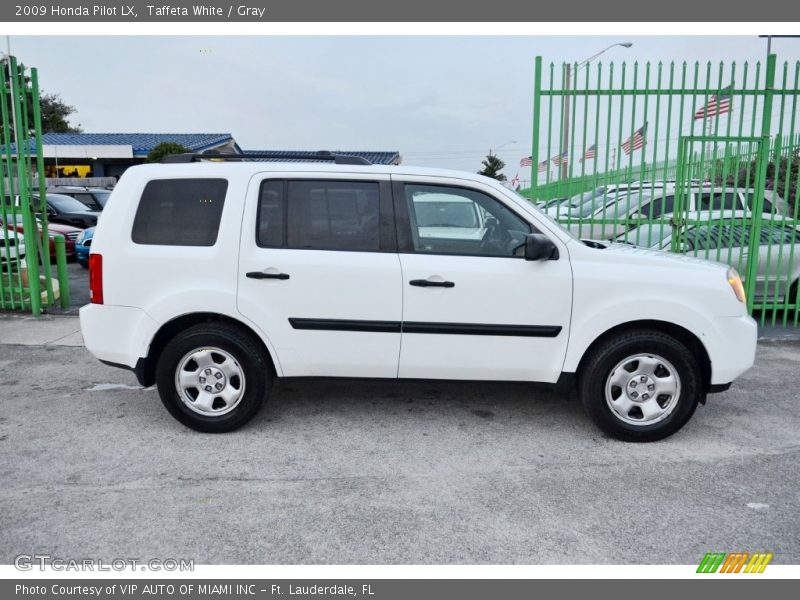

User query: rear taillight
[89,253,103,304]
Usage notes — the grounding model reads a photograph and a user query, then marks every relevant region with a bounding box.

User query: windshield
[414,201,479,228]
[45,194,93,213]
[615,223,672,248]
[92,191,111,207]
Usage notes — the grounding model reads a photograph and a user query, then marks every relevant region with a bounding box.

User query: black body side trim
[402,322,562,337]
[288,318,561,338]
[289,318,401,333]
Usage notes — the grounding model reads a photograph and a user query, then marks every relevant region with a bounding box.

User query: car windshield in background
[615,223,672,248]
[46,194,93,213]
[414,201,479,228]
[92,191,111,207]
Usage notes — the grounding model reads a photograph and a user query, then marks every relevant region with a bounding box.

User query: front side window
[404,184,531,257]
[132,178,228,246]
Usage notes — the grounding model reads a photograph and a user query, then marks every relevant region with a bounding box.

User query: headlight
[76,231,85,244]
[727,267,746,303]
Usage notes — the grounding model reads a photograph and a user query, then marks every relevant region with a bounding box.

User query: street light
[489,140,517,155]
[561,42,633,179]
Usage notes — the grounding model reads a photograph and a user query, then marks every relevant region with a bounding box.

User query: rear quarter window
[132,179,228,246]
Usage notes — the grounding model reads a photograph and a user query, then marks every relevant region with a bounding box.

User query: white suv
[79,153,757,442]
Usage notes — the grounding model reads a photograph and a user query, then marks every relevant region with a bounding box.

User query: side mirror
[524,233,559,261]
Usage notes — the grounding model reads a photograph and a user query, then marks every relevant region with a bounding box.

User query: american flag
[551,150,568,166]
[520,156,533,167]
[580,144,597,162]
[511,173,520,190]
[538,159,549,173]
[694,85,733,120]
[622,123,647,155]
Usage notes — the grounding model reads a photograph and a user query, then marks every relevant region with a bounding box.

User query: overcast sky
[10,35,800,178]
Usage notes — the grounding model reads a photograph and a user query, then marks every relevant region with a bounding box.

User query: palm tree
[478,154,507,181]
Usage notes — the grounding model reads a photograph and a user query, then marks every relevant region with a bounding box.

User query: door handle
[246,271,290,280]
[409,279,454,288]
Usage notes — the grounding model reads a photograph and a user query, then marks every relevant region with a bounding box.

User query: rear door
[237,173,403,378]
[393,176,572,382]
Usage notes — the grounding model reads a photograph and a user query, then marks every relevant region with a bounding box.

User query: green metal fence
[527,53,800,326]
[0,56,69,315]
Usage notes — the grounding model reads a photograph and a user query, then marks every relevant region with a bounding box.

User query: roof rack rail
[161,150,372,166]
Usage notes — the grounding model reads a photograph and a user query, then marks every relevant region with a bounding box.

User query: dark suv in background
[48,186,112,212]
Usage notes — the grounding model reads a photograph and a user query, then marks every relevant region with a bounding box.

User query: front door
[393,177,573,382]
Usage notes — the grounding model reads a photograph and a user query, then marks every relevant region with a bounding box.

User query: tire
[155,323,271,432]
[578,329,703,442]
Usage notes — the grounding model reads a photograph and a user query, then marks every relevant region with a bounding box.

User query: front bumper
[705,314,758,385]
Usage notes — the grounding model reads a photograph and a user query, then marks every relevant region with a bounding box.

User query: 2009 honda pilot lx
[80,153,757,442]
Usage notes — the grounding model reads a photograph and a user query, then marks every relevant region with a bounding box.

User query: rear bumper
[705,314,758,385]
[79,304,157,368]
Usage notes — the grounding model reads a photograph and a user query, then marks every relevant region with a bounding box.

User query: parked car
[80,157,757,442]
[561,184,785,240]
[614,211,800,305]
[1,213,78,260]
[75,226,95,267]
[39,193,100,228]
[48,186,112,211]
[0,229,25,267]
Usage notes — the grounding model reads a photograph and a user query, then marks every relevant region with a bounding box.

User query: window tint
[697,191,743,211]
[73,193,102,211]
[132,179,227,246]
[744,191,774,214]
[646,195,675,219]
[404,184,531,257]
[287,181,380,251]
[257,180,284,247]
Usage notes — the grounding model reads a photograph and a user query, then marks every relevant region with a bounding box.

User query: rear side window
[132,179,227,246]
[286,181,380,251]
[697,191,743,211]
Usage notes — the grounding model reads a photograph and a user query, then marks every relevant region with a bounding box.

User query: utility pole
[560,42,633,180]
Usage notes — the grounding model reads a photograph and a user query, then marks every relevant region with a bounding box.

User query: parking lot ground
[0,334,798,565]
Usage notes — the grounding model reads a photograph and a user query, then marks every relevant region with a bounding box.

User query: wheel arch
[137,312,279,388]
[573,320,712,394]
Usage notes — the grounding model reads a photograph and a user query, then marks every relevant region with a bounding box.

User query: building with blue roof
[33,133,400,180]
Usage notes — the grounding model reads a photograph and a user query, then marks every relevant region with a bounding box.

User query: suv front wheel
[155,323,271,432]
[578,329,704,442]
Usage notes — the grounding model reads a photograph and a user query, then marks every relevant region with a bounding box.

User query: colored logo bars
[697,552,773,573]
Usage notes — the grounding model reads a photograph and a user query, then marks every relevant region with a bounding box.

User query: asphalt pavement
[0,331,797,565]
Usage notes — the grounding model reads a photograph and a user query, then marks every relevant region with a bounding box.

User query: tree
[146,142,192,163]
[478,153,507,181]
[38,93,82,133]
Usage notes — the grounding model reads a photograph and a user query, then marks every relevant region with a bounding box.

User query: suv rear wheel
[578,329,703,442]
[155,323,271,432]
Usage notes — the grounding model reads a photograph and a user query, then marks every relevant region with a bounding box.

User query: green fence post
[9,56,41,315]
[30,67,55,307]
[530,56,542,202]
[54,235,70,309]
[745,54,777,314]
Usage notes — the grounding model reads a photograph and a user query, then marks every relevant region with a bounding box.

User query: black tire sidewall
[579,332,702,442]
[155,324,270,433]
